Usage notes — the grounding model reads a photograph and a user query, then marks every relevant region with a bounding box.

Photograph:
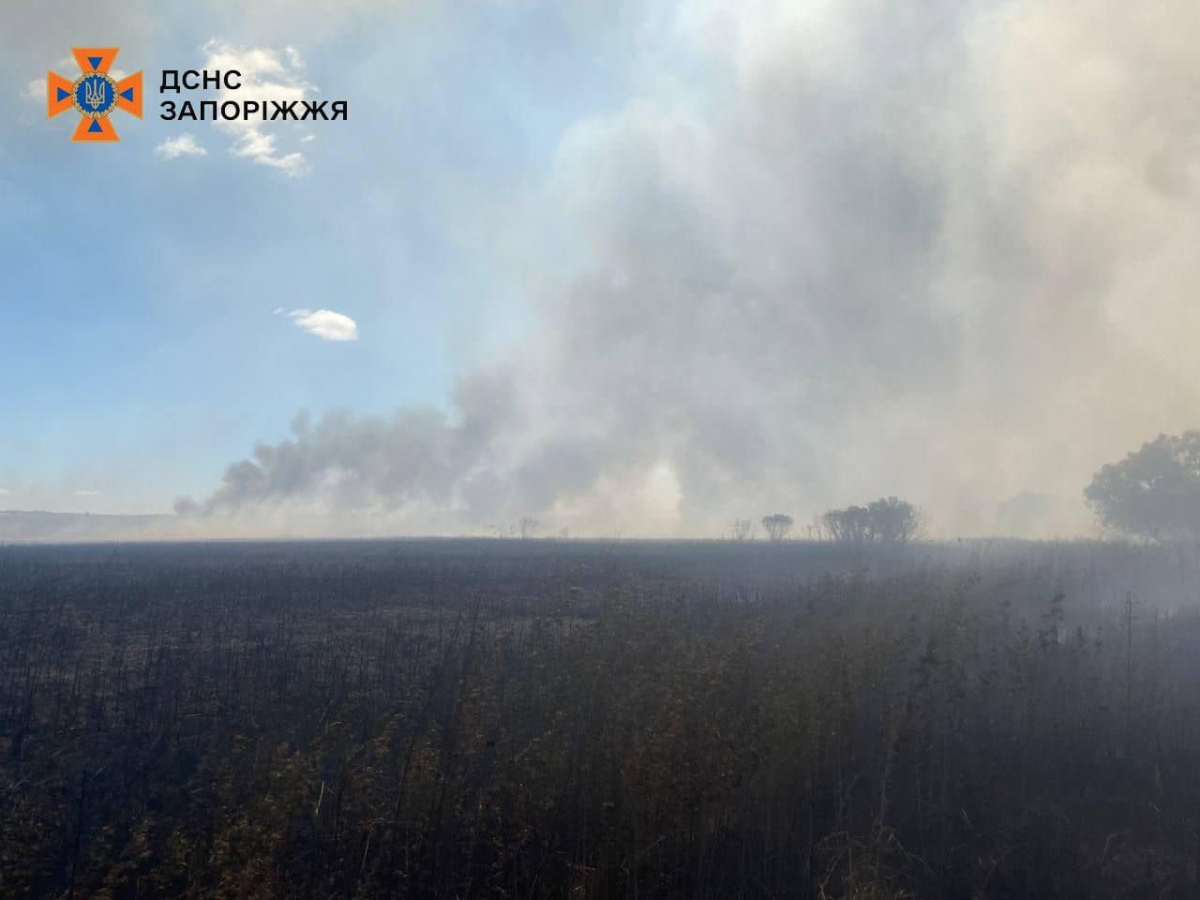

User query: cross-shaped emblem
[47,48,143,142]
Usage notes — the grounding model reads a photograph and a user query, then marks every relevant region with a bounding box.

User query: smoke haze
[53,1,1200,539]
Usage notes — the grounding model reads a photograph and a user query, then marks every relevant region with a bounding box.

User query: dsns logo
[47,48,143,142]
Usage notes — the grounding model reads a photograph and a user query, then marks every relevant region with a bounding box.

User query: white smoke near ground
[181,0,1200,539]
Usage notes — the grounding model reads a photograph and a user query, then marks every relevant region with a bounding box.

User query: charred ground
[2,539,1200,898]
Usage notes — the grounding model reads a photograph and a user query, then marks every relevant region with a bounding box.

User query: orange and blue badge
[47,48,143,142]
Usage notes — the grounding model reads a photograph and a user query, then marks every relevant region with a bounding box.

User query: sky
[1,0,1198,539]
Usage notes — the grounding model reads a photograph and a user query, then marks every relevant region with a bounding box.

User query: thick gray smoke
[176,368,522,531]
[182,0,1200,538]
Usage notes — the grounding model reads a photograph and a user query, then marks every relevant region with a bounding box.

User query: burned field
[3,539,1200,898]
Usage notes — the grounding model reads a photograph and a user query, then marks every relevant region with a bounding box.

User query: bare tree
[761,513,794,543]
[731,518,755,541]
[518,516,540,540]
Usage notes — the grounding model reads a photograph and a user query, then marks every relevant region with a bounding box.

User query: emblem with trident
[47,47,143,142]
[83,76,107,112]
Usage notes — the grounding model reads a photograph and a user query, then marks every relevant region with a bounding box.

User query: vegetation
[820,498,922,546]
[2,539,1200,898]
[731,519,755,541]
[761,514,794,543]
[1086,431,1200,540]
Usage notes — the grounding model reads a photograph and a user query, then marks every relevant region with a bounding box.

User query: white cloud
[74,490,100,497]
[202,38,315,176]
[0,488,10,496]
[229,130,306,175]
[287,309,359,342]
[22,78,45,102]
[155,133,208,160]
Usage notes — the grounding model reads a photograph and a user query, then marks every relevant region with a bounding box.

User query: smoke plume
[183,0,1200,538]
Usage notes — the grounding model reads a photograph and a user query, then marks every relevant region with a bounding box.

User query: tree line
[732,497,922,545]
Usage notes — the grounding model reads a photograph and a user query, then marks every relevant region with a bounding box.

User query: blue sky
[0,1,630,515]
[1,0,1194,538]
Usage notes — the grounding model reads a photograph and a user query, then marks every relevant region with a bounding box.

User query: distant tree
[821,505,872,544]
[821,497,921,546]
[518,516,540,540]
[1085,431,1200,540]
[761,513,794,543]
[866,496,922,544]
[731,519,755,541]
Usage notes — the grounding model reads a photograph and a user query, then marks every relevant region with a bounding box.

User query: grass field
[3,539,1199,898]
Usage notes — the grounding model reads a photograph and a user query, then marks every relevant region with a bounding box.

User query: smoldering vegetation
[3,539,1200,899]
